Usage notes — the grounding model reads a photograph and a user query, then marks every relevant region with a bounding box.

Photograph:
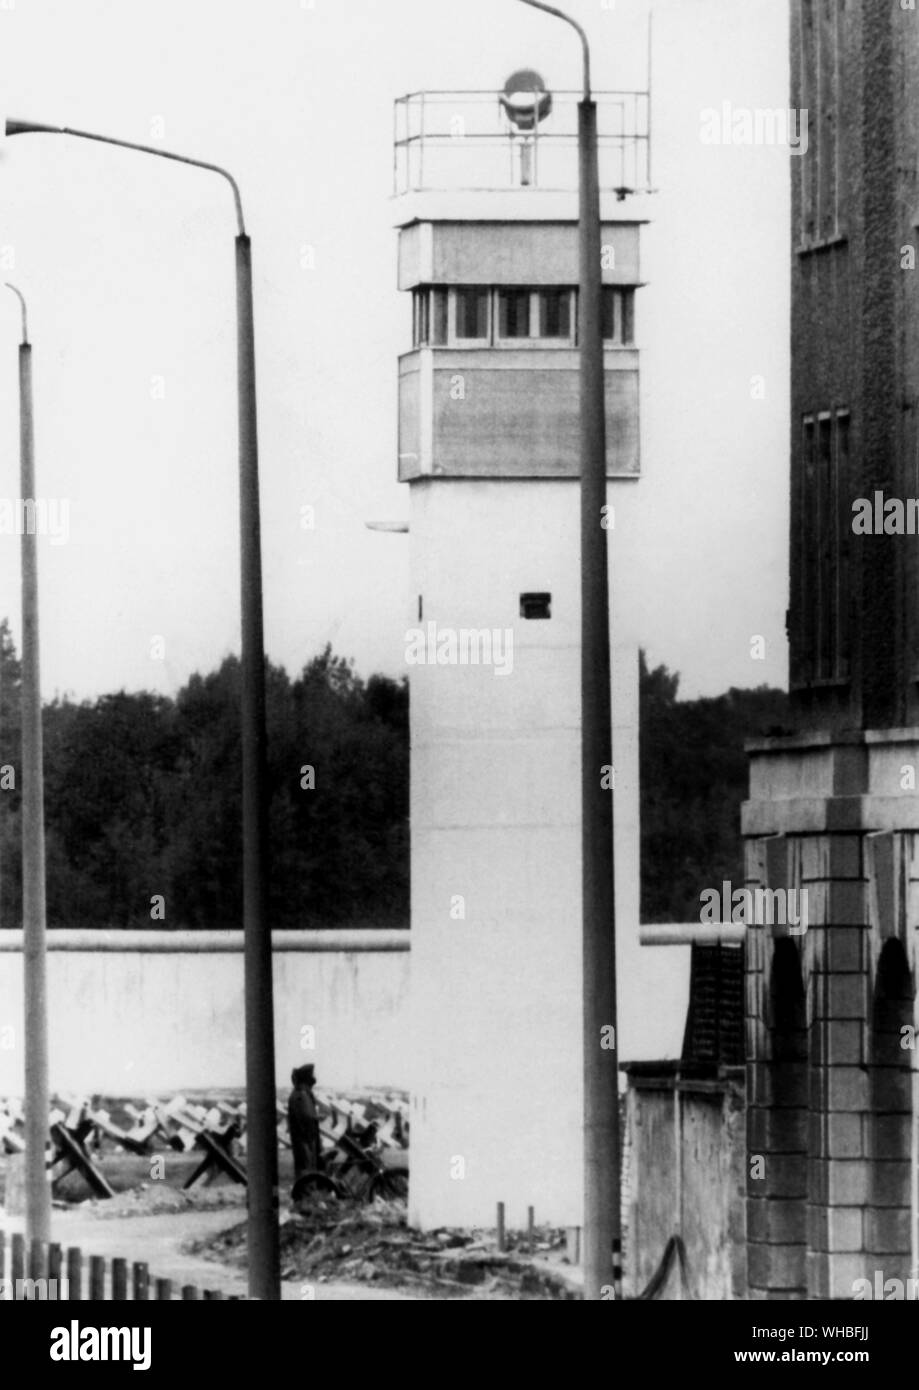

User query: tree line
[639,651,791,922]
[0,620,409,930]
[0,618,789,930]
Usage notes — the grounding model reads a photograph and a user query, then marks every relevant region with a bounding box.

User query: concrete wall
[0,922,686,1107]
[0,930,410,1098]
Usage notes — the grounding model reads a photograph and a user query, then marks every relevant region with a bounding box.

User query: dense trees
[0,622,789,931]
[0,633,408,930]
[639,651,791,922]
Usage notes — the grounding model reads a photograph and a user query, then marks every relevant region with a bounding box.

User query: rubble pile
[191,1198,574,1299]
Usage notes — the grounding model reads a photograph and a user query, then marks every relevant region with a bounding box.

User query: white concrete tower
[395,77,651,1232]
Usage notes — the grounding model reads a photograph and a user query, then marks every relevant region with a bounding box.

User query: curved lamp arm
[4,280,28,344]
[5,120,246,235]
[517,0,591,99]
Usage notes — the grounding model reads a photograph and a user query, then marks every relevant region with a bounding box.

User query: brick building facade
[744,0,918,1299]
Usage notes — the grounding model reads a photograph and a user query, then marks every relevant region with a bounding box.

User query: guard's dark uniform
[288,1065,320,1178]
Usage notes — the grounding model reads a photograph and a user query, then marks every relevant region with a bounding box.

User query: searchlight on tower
[499,68,553,186]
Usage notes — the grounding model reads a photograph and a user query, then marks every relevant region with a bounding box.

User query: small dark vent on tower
[520,592,551,620]
[681,942,744,1067]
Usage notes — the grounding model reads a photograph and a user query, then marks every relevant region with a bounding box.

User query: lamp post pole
[234,231,280,1302]
[3,124,281,1301]
[5,282,51,1252]
[517,2,621,1302]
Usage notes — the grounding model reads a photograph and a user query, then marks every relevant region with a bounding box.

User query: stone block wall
[744,732,917,1300]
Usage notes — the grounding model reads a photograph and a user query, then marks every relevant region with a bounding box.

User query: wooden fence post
[89,1255,105,1301]
[3,1235,237,1304]
[11,1233,25,1292]
[66,1247,82,1301]
[48,1243,62,1299]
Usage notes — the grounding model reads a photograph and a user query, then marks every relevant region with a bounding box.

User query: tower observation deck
[393,84,651,198]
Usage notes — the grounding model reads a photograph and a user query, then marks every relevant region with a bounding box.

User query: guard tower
[394,74,652,1230]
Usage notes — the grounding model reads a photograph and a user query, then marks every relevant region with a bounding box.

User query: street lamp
[3,121,281,1301]
[5,281,51,1256]
[516,3,622,1302]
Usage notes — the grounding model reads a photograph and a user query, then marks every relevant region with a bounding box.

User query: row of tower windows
[411,286,635,350]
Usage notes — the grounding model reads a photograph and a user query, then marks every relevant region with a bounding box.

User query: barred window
[497,288,531,339]
[799,409,850,683]
[412,288,448,346]
[600,287,636,345]
[538,289,572,339]
[796,0,841,247]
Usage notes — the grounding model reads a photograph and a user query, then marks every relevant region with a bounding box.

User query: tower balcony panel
[398,347,639,481]
[398,218,642,289]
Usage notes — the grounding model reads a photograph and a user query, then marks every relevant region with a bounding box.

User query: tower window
[497,288,531,339]
[412,288,448,347]
[620,290,635,345]
[431,288,448,344]
[412,290,427,347]
[455,287,490,340]
[601,287,636,345]
[409,285,635,350]
[538,289,572,339]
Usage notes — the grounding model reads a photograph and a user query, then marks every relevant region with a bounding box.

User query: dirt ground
[0,1150,424,1300]
[0,1162,578,1300]
[1,1194,577,1301]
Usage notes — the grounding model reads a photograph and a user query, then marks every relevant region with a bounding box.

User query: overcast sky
[0,0,789,702]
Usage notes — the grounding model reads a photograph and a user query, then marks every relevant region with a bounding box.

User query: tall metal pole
[236,235,280,1302]
[6,283,51,1248]
[578,76,622,1315]
[518,2,620,1302]
[4,124,281,1297]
